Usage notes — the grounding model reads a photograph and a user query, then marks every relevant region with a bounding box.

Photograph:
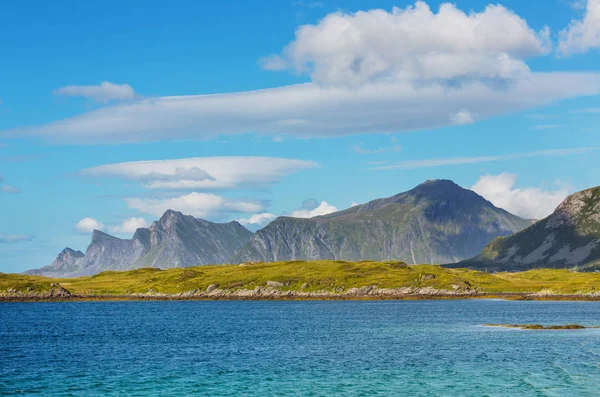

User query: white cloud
[7,72,599,143]
[370,147,597,170]
[266,2,550,86]
[0,234,34,243]
[109,217,148,234]
[2,73,598,143]
[125,192,263,218]
[75,217,104,234]
[472,173,571,219]
[54,81,135,103]
[3,3,600,144]
[259,55,288,71]
[237,213,277,227]
[558,0,600,56]
[288,199,338,218]
[81,157,317,189]
[451,110,474,125]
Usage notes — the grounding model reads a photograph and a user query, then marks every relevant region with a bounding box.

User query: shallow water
[2,300,600,396]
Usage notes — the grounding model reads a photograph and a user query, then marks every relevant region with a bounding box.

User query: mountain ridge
[456,186,600,271]
[235,180,533,264]
[26,210,254,277]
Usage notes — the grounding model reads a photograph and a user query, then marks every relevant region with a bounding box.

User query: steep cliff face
[458,186,600,271]
[26,210,253,277]
[235,180,532,264]
[131,210,254,268]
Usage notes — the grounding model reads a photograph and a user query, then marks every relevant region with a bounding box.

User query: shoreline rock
[2,284,600,302]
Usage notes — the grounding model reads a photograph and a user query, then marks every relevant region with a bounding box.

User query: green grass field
[3,260,600,297]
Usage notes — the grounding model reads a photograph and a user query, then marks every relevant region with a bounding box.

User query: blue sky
[1,0,599,272]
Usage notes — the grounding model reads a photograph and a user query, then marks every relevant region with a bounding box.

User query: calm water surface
[2,300,600,396]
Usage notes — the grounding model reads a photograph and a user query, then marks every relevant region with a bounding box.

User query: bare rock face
[26,210,254,277]
[235,180,532,265]
[458,186,600,271]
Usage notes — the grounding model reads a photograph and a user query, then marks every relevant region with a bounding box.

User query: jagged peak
[550,185,600,225]
[59,247,84,257]
[160,209,185,219]
[91,229,122,242]
[409,179,463,193]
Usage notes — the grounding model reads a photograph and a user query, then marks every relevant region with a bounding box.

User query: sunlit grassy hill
[3,260,600,298]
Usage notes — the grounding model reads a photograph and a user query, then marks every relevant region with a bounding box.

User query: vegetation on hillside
[3,260,600,298]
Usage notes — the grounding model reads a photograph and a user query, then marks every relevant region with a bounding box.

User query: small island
[484,324,597,330]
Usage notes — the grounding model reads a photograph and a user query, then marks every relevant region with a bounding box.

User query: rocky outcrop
[457,186,600,271]
[235,180,532,264]
[26,210,254,277]
[0,284,480,301]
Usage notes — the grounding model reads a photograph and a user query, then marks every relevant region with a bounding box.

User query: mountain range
[26,210,253,277]
[235,180,532,264]
[456,186,600,271]
[27,180,537,277]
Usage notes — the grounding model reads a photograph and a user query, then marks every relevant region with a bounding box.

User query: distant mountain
[26,210,253,277]
[456,186,600,271]
[235,180,533,264]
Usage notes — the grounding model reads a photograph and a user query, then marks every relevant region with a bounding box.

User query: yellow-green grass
[2,260,600,297]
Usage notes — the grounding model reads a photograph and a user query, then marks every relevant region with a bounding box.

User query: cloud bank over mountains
[472,173,571,220]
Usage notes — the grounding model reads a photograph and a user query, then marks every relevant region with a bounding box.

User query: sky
[1,0,599,273]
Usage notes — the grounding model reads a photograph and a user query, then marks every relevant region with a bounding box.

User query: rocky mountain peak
[91,229,121,243]
[407,179,478,202]
[458,185,600,271]
[58,248,84,260]
[547,187,600,229]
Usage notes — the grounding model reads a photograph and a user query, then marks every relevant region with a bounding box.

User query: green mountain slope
[235,180,533,264]
[457,186,600,271]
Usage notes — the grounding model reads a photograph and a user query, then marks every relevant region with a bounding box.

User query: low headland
[3,260,600,302]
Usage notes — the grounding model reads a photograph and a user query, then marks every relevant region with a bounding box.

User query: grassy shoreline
[3,260,600,302]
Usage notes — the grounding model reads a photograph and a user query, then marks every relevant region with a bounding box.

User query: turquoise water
[2,300,600,396]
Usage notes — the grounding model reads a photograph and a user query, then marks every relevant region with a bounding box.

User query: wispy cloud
[126,192,264,218]
[81,157,317,190]
[0,234,34,243]
[370,147,597,170]
[0,174,20,194]
[576,107,600,113]
[0,185,20,194]
[54,81,135,103]
[531,124,564,130]
[351,137,401,155]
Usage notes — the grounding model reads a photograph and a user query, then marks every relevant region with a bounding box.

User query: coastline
[3,288,600,302]
[5,261,600,303]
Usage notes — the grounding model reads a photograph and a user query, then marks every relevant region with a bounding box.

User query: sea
[2,300,600,396]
